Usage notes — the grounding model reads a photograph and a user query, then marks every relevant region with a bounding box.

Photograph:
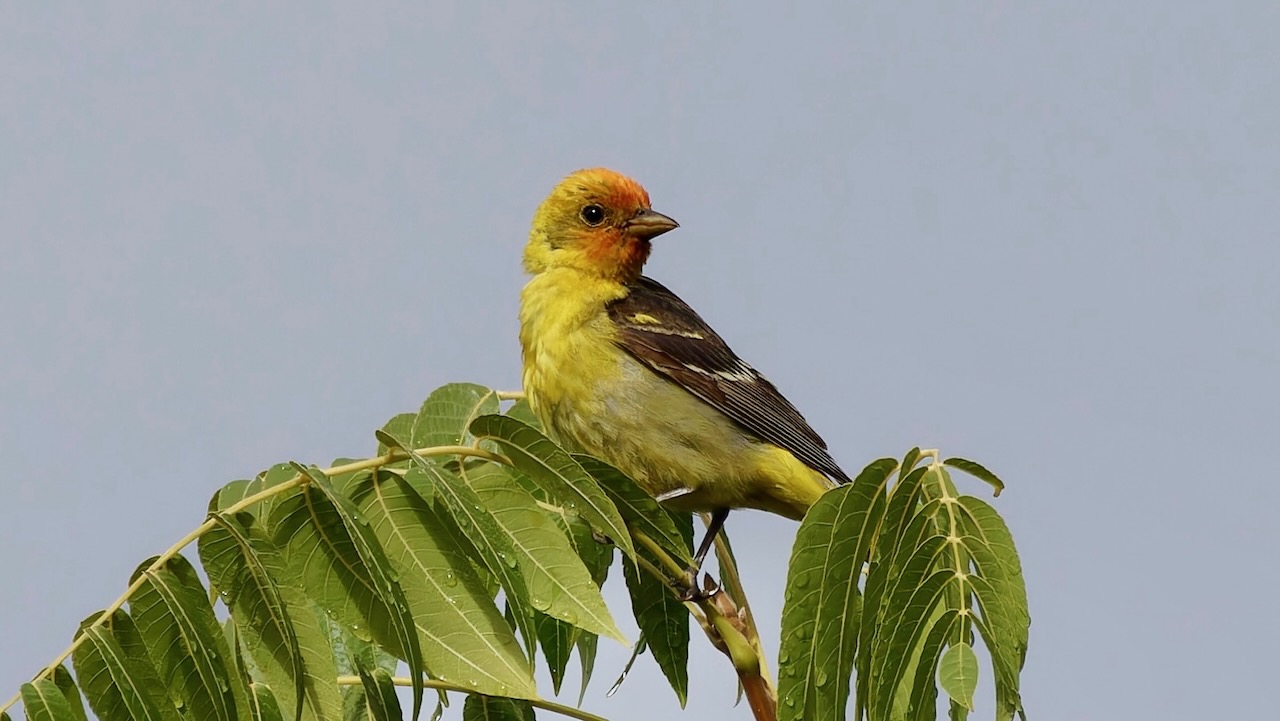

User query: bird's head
[525,168,679,283]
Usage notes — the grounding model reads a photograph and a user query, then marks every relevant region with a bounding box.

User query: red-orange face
[527,168,679,282]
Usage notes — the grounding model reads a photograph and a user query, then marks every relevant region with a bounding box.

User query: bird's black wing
[606,276,850,483]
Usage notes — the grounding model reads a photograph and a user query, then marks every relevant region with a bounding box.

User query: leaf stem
[631,530,690,580]
[711,529,776,699]
[334,676,608,721]
[932,457,973,640]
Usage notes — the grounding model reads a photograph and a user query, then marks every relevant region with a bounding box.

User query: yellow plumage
[521,268,830,519]
[519,168,846,562]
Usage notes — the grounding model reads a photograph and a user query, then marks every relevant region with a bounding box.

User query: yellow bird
[519,168,850,582]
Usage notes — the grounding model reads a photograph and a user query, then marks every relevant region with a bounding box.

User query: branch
[631,530,778,721]
[335,675,609,721]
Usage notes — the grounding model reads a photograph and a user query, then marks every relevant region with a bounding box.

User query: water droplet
[784,694,796,707]
[443,572,458,587]
[561,610,578,626]
[793,574,809,589]
[531,596,550,611]
[502,553,518,569]
[816,669,829,687]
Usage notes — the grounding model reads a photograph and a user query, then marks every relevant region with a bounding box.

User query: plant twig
[711,528,776,705]
[631,530,778,721]
[335,675,608,721]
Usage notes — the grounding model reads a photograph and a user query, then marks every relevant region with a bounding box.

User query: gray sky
[2,2,1277,719]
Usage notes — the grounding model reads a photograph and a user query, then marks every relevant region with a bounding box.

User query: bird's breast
[519,272,628,447]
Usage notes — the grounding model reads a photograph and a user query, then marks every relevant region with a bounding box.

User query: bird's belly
[526,341,764,509]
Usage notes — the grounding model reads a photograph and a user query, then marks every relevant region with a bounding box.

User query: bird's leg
[691,508,729,571]
[680,508,729,601]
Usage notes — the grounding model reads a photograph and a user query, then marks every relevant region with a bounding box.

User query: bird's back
[520,271,843,518]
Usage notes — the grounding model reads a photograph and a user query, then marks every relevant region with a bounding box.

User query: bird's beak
[624,208,679,240]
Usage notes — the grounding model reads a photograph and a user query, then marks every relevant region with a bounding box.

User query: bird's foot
[677,569,721,602]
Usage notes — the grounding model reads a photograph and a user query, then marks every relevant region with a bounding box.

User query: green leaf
[469,415,632,559]
[943,458,1005,497]
[234,464,305,523]
[222,620,251,692]
[547,504,614,704]
[323,615,400,678]
[249,683,286,721]
[355,472,535,699]
[71,610,183,721]
[575,631,599,706]
[879,466,932,564]
[872,568,956,721]
[777,457,895,721]
[904,609,959,721]
[575,455,690,565]
[352,663,402,721]
[504,400,542,431]
[51,665,88,721]
[900,447,923,477]
[198,512,343,721]
[326,458,373,491]
[928,467,974,655]
[621,516,691,706]
[128,554,250,721]
[920,463,960,507]
[956,497,1029,720]
[534,612,575,696]
[862,493,947,719]
[340,685,367,721]
[210,479,253,512]
[552,506,614,590]
[412,383,501,448]
[938,642,979,711]
[855,462,925,721]
[461,695,535,721]
[259,484,383,653]
[324,613,423,721]
[459,459,626,643]
[290,464,427,721]
[377,413,416,456]
[19,678,79,721]
[401,456,539,665]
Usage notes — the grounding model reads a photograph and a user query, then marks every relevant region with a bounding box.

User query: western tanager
[520,168,849,583]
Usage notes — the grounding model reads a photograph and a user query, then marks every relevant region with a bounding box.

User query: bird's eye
[580,204,606,226]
